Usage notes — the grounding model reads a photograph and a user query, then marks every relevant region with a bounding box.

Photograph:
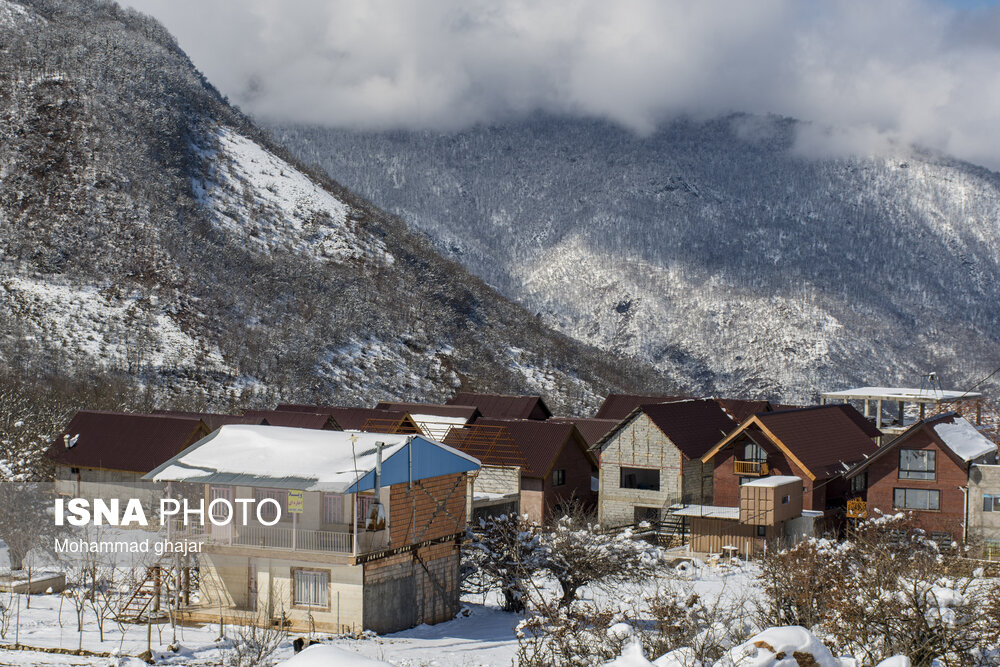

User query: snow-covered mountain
[270,116,1000,402]
[0,0,670,415]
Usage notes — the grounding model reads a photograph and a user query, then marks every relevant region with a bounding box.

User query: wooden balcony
[846,497,867,519]
[734,460,769,476]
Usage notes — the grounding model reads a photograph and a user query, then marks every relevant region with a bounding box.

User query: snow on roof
[411,414,470,440]
[670,505,739,520]
[933,417,997,462]
[144,425,479,493]
[741,475,802,488]
[821,386,981,402]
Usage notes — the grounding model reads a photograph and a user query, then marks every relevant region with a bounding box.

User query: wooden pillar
[864,399,870,418]
[978,400,983,426]
[919,403,925,420]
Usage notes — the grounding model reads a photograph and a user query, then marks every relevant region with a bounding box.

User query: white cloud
[124,0,1000,168]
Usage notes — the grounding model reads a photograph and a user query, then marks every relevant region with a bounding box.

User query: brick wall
[390,473,468,546]
[866,429,968,539]
[542,433,596,522]
[711,438,824,511]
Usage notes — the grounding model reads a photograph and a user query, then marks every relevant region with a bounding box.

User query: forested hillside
[0,0,672,465]
[271,116,1000,401]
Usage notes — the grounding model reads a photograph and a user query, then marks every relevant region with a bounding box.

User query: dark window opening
[756,525,766,537]
[620,467,660,491]
[781,495,790,505]
[552,469,566,487]
[850,471,868,493]
[634,506,660,525]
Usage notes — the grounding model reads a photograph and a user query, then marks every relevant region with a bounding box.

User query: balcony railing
[734,460,769,476]
[167,520,356,554]
[846,497,868,519]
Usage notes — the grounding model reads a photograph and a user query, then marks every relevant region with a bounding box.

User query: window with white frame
[899,449,936,480]
[893,488,940,511]
[293,569,329,607]
[983,494,1000,512]
[323,493,344,524]
[254,488,287,523]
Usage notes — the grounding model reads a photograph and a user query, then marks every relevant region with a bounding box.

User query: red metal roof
[754,405,880,478]
[242,410,341,430]
[547,417,620,448]
[46,411,208,474]
[446,393,552,420]
[152,410,256,430]
[467,418,593,477]
[594,394,693,420]
[274,405,415,431]
[637,400,741,459]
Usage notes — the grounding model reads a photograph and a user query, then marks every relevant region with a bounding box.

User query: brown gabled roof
[594,394,691,420]
[703,404,879,480]
[274,405,418,432]
[457,418,594,477]
[715,399,772,423]
[548,417,620,448]
[374,402,481,421]
[242,410,341,430]
[594,399,738,459]
[152,410,256,431]
[446,393,552,420]
[825,403,883,439]
[46,411,209,474]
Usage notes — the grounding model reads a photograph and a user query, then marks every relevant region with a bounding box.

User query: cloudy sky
[124,0,1000,168]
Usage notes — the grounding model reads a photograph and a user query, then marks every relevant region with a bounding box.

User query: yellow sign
[287,490,304,514]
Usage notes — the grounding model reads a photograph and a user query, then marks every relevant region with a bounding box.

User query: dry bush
[219,611,288,667]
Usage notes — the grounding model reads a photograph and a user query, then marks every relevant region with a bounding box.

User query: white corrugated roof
[821,386,980,402]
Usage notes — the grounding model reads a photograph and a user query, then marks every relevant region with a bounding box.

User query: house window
[356,494,375,526]
[781,495,790,505]
[620,467,660,491]
[70,467,80,475]
[983,494,1000,512]
[899,449,936,480]
[254,488,287,522]
[894,488,940,511]
[293,569,329,607]
[323,493,344,524]
[552,469,566,487]
[739,477,757,486]
[849,472,868,493]
[634,506,660,525]
[756,525,766,537]
[743,443,766,461]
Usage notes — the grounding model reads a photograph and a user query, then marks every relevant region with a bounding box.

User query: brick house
[446,418,595,523]
[701,405,880,513]
[845,413,997,542]
[146,425,480,634]
[592,399,738,527]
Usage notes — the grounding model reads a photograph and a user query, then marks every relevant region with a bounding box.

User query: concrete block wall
[363,540,461,634]
[598,415,682,526]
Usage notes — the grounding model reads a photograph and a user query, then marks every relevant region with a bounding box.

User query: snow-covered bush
[219,611,287,667]
[542,511,662,606]
[464,514,548,613]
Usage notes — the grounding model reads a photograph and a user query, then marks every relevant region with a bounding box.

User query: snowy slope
[272,116,1000,401]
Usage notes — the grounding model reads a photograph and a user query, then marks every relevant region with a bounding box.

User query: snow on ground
[0,559,760,666]
[194,127,394,266]
[0,276,228,374]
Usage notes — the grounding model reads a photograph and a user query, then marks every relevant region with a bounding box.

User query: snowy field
[0,545,755,667]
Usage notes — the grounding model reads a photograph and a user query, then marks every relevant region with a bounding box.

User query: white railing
[168,520,354,554]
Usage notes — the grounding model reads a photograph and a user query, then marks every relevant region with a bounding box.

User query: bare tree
[464,514,547,613]
[219,610,287,667]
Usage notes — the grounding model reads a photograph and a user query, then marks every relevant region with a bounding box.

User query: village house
[592,399,738,527]
[593,393,775,423]
[701,404,881,513]
[446,418,595,523]
[446,392,553,420]
[145,425,480,634]
[546,417,620,450]
[46,411,210,504]
[845,412,998,544]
